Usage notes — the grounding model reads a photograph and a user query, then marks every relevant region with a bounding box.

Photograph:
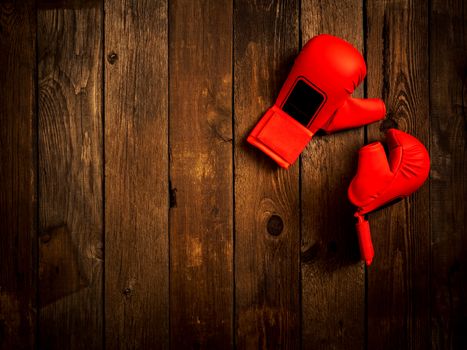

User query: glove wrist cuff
[355,213,374,266]
[247,105,313,168]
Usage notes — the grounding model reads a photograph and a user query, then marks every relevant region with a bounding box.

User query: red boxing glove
[247,34,386,168]
[348,129,430,266]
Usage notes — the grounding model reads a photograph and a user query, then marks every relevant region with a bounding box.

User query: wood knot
[380,117,398,132]
[169,181,177,208]
[107,52,118,64]
[267,215,283,236]
[122,287,132,298]
[301,243,320,263]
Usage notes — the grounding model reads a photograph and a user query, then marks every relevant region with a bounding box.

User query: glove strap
[355,213,374,266]
[247,105,313,168]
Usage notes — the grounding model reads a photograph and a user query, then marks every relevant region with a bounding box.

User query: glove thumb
[322,97,386,133]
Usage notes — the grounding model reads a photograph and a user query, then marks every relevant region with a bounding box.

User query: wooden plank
[0,1,36,349]
[430,0,467,348]
[169,0,233,348]
[300,1,365,349]
[234,1,300,348]
[37,2,103,349]
[104,0,169,348]
[365,0,430,348]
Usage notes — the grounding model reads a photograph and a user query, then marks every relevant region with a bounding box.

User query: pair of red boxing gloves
[247,34,430,266]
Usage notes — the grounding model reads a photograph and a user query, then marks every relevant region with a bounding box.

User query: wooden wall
[0,0,465,349]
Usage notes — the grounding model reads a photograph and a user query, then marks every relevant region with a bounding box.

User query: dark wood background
[0,0,466,349]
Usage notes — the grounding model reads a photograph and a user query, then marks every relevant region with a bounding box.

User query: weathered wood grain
[169,0,233,348]
[0,2,36,349]
[366,0,430,348]
[104,0,169,348]
[430,0,467,348]
[300,1,366,349]
[37,3,103,349]
[234,1,300,348]
[0,1,466,348]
